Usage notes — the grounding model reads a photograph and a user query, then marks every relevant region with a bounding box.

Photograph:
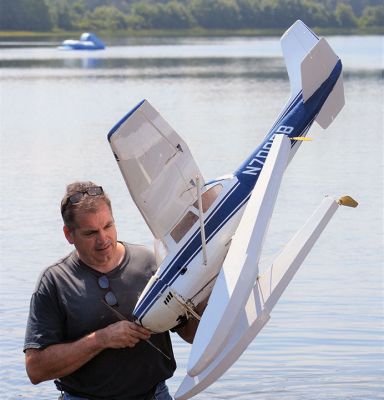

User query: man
[24,181,199,399]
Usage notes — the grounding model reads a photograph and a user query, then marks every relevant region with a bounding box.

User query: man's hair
[61,181,112,231]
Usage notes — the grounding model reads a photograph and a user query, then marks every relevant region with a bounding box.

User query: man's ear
[63,225,74,244]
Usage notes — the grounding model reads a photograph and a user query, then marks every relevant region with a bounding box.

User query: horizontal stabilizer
[108,100,204,240]
[301,38,340,102]
[187,134,291,377]
[315,75,345,129]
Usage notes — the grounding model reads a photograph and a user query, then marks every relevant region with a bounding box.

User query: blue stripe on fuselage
[133,181,251,320]
[133,60,342,323]
[236,60,341,187]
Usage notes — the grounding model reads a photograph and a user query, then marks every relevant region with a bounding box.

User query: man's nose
[96,230,107,243]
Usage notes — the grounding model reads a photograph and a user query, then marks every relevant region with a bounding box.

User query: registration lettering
[242,125,293,176]
[242,134,276,176]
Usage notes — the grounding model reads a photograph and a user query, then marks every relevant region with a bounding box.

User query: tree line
[1,0,383,32]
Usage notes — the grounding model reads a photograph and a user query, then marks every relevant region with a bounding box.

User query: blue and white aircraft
[108,20,357,399]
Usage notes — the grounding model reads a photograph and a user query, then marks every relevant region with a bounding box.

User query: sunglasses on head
[63,186,104,212]
[98,275,118,307]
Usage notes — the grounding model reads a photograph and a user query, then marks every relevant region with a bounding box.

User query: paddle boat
[58,32,105,50]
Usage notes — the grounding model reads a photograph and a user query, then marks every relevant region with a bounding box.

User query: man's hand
[97,321,152,349]
[25,321,152,384]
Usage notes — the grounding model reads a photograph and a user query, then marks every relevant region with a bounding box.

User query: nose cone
[134,289,187,333]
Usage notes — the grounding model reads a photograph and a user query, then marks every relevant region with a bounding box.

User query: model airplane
[108,20,357,399]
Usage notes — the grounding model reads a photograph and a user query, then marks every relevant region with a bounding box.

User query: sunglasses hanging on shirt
[98,275,118,307]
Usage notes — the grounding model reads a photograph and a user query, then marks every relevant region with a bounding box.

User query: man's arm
[25,320,151,384]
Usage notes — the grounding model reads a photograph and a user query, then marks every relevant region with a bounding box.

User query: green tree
[124,13,146,30]
[300,0,330,27]
[131,3,158,29]
[86,5,128,30]
[55,3,74,30]
[334,3,358,27]
[48,0,86,30]
[189,0,241,29]
[132,2,193,29]
[237,0,264,28]
[3,0,384,32]
[359,4,384,27]
[343,0,384,17]
[0,0,23,30]
[0,0,52,31]
[156,2,194,29]
[257,0,329,29]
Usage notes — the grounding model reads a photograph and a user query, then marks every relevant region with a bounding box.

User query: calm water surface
[0,35,383,399]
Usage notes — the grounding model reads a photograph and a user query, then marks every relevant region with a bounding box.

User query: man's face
[64,201,118,270]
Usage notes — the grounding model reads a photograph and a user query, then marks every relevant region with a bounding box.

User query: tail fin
[281,20,345,129]
[281,20,319,97]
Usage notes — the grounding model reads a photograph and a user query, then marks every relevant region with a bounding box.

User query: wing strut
[196,174,208,265]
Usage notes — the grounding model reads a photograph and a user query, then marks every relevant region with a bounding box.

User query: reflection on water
[0,35,383,399]
[1,58,381,84]
[0,58,289,82]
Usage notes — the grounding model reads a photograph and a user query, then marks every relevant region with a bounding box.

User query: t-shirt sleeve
[24,272,65,352]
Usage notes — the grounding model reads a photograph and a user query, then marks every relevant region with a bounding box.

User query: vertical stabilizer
[281,20,319,97]
[301,38,340,102]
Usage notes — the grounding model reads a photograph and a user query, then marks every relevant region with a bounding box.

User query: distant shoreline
[0,26,383,39]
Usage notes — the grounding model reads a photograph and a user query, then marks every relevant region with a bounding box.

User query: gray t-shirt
[24,242,176,399]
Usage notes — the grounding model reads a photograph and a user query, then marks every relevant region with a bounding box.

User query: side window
[193,184,223,213]
[170,184,223,243]
[170,211,199,243]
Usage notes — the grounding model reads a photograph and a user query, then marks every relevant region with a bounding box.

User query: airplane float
[107,20,358,399]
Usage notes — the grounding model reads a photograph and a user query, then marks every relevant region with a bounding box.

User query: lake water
[0,34,383,399]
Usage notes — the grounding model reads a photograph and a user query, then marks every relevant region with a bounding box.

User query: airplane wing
[108,100,204,241]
